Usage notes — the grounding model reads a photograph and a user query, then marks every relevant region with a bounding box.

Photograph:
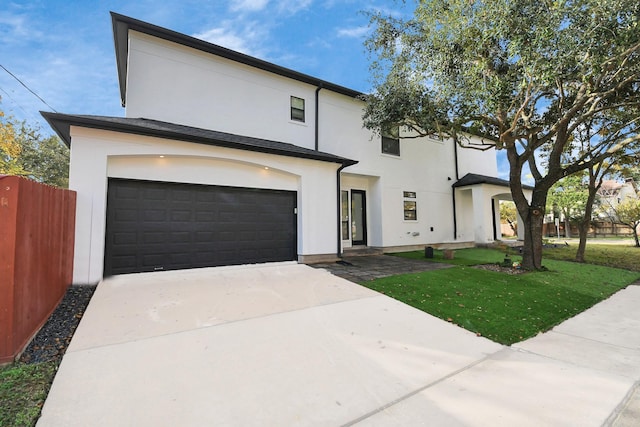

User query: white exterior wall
[455,184,527,244]
[455,189,475,240]
[126,32,318,149]
[122,29,500,252]
[68,126,339,284]
[457,140,498,178]
[318,91,487,247]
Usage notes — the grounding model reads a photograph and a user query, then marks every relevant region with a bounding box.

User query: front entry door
[351,190,367,246]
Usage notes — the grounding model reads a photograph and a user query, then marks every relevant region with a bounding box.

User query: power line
[0,64,58,113]
[0,85,31,117]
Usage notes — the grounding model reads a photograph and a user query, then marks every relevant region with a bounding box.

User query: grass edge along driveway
[362,248,640,345]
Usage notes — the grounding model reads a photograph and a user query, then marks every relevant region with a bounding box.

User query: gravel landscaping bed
[473,263,528,275]
[18,285,96,364]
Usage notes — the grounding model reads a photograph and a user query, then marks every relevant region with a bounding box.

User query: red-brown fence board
[0,176,76,364]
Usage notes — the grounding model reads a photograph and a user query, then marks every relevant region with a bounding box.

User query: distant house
[597,178,639,218]
[43,13,520,285]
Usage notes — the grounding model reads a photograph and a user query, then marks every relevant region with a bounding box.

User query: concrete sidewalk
[37,263,640,426]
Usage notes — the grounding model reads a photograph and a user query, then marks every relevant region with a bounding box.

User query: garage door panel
[170,231,191,243]
[113,232,137,245]
[170,188,193,201]
[104,179,297,276]
[217,231,236,241]
[171,210,192,221]
[114,185,138,199]
[194,231,214,242]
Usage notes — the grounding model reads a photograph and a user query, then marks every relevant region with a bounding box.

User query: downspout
[452,140,460,240]
[315,85,323,151]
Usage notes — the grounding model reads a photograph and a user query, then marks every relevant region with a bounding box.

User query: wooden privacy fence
[0,176,76,364]
[542,221,635,238]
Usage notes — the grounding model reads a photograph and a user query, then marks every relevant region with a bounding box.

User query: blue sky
[1,0,509,178]
[1,1,410,131]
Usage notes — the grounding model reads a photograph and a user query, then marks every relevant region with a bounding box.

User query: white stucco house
[597,178,639,217]
[43,13,517,285]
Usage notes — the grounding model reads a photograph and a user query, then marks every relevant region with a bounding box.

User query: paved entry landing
[312,255,453,282]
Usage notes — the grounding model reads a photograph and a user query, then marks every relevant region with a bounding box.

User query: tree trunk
[564,217,571,238]
[576,222,588,262]
[576,183,598,263]
[629,223,640,247]
[520,207,545,270]
[506,146,548,271]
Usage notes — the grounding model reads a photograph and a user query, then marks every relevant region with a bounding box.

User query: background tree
[0,110,26,176]
[363,0,640,270]
[567,116,640,261]
[499,201,518,235]
[547,174,588,239]
[0,101,69,187]
[575,161,611,261]
[612,198,640,247]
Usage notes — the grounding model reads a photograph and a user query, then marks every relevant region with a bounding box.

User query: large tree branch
[563,134,640,176]
[537,83,590,147]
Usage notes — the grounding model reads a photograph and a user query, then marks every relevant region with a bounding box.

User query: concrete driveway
[38,262,640,426]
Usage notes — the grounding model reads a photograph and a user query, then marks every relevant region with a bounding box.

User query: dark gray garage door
[104,178,297,276]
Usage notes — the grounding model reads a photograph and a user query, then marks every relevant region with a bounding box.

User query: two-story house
[43,13,515,285]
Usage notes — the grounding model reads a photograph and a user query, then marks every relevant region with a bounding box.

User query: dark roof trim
[40,112,358,167]
[452,173,534,191]
[111,12,363,107]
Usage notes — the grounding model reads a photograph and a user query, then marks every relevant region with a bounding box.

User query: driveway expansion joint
[603,381,640,426]
[340,350,503,427]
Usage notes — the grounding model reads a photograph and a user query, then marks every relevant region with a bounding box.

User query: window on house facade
[403,191,417,220]
[381,125,400,156]
[291,96,305,122]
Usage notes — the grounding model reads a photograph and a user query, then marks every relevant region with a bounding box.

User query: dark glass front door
[351,190,367,246]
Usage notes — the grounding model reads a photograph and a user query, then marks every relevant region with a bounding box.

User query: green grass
[543,243,640,271]
[397,244,640,272]
[366,248,640,345]
[394,247,510,266]
[0,362,58,427]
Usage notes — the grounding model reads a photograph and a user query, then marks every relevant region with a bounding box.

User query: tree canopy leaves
[612,198,640,246]
[0,102,69,188]
[364,0,640,269]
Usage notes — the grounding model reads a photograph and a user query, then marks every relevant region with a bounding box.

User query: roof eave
[110,12,363,108]
[452,173,534,191]
[40,112,357,167]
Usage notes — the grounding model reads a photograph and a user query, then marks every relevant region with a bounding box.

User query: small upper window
[382,125,400,156]
[291,96,305,122]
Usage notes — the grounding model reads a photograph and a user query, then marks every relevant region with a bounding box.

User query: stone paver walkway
[312,255,453,282]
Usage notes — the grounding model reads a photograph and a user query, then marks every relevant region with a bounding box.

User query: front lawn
[543,243,640,271]
[365,249,639,345]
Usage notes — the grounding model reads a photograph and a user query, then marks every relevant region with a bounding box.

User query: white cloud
[229,0,270,13]
[337,25,369,38]
[193,20,269,58]
[275,0,313,15]
[194,27,253,54]
[0,12,43,42]
[228,0,312,15]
